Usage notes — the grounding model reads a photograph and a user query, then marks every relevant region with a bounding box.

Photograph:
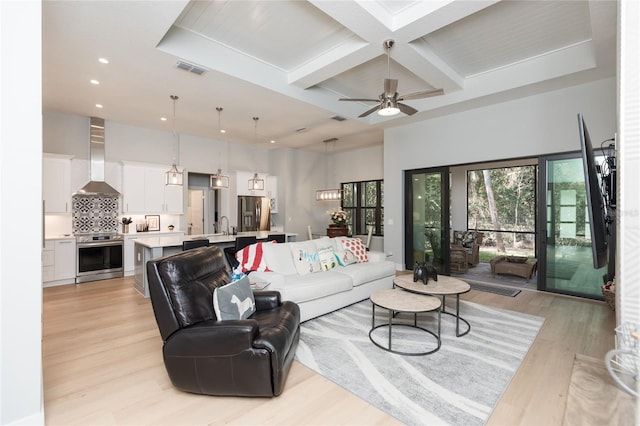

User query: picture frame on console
[145,215,160,232]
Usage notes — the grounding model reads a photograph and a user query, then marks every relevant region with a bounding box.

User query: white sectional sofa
[247,236,395,322]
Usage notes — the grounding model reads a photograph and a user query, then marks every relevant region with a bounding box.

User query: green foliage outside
[468,166,536,256]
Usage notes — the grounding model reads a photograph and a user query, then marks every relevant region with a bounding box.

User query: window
[467,166,536,257]
[341,180,383,236]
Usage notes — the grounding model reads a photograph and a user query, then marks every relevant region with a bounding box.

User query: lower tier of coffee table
[369,289,441,356]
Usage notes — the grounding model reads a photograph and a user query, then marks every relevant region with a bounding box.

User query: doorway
[187,173,219,236]
[404,167,450,273]
[538,153,607,298]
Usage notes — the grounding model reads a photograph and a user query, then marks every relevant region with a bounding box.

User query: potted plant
[329,210,347,227]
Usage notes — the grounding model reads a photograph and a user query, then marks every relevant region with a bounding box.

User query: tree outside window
[341,180,383,236]
[467,166,536,258]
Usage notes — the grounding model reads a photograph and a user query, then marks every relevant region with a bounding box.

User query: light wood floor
[43,276,625,425]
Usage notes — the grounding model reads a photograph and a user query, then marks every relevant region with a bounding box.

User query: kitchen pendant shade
[210,169,229,189]
[165,163,183,186]
[248,173,265,191]
[316,188,343,201]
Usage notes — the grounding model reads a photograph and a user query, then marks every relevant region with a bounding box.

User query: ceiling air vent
[330,115,347,122]
[176,60,207,75]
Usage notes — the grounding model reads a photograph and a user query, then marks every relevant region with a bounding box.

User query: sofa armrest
[367,251,387,262]
[254,290,281,311]
[164,319,259,356]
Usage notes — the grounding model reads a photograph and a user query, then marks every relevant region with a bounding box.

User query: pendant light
[165,95,183,186]
[248,116,265,191]
[315,138,343,201]
[210,107,230,189]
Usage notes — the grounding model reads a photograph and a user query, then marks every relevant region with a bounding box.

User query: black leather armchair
[146,245,300,397]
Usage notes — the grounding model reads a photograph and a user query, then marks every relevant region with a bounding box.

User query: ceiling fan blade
[384,79,398,98]
[339,98,380,102]
[397,103,418,116]
[398,88,444,101]
[359,104,381,118]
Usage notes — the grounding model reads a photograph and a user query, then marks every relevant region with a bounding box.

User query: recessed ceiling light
[160,117,167,121]
[220,129,226,134]
[98,58,109,64]
[270,140,276,144]
[95,104,103,109]
[90,79,100,85]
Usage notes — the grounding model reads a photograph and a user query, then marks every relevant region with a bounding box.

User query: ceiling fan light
[378,106,400,116]
[378,98,400,116]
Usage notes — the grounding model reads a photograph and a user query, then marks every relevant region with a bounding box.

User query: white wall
[617,1,640,327]
[384,77,617,269]
[0,1,44,424]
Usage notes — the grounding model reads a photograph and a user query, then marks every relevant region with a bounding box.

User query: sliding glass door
[404,168,450,273]
[538,153,606,298]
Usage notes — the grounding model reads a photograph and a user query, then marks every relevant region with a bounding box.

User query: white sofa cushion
[280,270,353,303]
[262,242,297,275]
[334,260,396,287]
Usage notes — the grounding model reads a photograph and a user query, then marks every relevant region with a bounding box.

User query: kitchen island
[133,231,296,297]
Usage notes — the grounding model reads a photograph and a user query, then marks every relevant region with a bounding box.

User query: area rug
[295,299,544,426]
[469,283,521,297]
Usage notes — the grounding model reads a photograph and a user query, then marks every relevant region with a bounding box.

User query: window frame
[341,179,383,236]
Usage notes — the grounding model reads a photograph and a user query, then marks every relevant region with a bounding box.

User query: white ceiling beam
[393,41,464,93]
[287,41,376,89]
[157,26,366,120]
[293,0,498,93]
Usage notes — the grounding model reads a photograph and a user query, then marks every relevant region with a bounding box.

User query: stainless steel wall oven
[76,234,124,283]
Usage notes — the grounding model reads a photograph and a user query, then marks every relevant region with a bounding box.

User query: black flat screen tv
[577,113,608,269]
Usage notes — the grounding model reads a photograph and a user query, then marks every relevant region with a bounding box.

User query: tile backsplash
[72,195,119,234]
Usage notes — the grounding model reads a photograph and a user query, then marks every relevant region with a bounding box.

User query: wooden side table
[326,225,348,237]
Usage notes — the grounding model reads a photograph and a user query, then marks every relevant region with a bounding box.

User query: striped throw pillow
[235,241,275,273]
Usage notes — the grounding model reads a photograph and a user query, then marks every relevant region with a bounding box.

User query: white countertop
[132,231,295,249]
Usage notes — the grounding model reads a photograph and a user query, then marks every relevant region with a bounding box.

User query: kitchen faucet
[218,216,230,236]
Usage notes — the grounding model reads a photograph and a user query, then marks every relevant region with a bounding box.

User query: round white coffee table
[369,288,441,356]
[394,274,471,337]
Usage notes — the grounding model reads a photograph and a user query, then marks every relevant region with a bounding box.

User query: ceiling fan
[339,39,444,118]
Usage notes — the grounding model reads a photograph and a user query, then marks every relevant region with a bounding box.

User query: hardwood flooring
[42,276,630,425]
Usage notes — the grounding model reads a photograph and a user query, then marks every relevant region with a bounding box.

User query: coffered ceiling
[42,0,616,152]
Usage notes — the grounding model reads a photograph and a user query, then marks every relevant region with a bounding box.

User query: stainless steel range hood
[74,117,120,196]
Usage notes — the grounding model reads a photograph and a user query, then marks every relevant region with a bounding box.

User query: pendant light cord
[170,95,179,165]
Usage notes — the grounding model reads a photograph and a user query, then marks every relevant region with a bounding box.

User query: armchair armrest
[164,319,259,356]
[254,290,281,311]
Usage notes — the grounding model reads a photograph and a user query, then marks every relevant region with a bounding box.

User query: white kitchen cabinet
[122,163,146,213]
[144,165,184,213]
[54,239,76,281]
[42,238,76,287]
[42,240,55,282]
[122,162,184,214]
[43,154,73,214]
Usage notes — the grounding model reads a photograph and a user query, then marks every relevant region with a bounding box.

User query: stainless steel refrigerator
[237,196,271,232]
